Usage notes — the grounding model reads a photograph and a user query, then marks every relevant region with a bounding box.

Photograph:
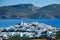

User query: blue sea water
[0,19,60,28]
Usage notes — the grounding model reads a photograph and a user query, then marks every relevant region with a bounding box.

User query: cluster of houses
[0,21,58,39]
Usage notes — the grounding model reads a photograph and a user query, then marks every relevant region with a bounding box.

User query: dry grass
[31,39,46,40]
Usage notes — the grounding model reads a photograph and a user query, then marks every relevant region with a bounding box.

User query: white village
[0,21,58,40]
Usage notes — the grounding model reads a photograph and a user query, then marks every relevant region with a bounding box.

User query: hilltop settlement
[0,22,58,39]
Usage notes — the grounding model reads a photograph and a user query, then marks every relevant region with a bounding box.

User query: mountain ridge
[0,4,60,19]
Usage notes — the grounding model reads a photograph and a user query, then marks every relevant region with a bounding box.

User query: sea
[0,19,60,28]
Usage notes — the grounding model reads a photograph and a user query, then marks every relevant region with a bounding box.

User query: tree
[31,24,36,27]
[2,29,7,32]
[41,31,47,38]
[9,29,15,32]
[56,30,60,39]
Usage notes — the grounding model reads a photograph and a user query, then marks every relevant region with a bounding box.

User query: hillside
[0,4,60,19]
[31,4,60,19]
[0,4,38,19]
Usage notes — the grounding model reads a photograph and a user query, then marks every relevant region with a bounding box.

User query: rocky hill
[31,4,60,19]
[0,4,60,19]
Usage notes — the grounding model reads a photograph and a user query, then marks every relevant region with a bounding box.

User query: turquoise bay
[0,19,60,28]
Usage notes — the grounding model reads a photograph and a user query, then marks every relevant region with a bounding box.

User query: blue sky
[0,0,60,7]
